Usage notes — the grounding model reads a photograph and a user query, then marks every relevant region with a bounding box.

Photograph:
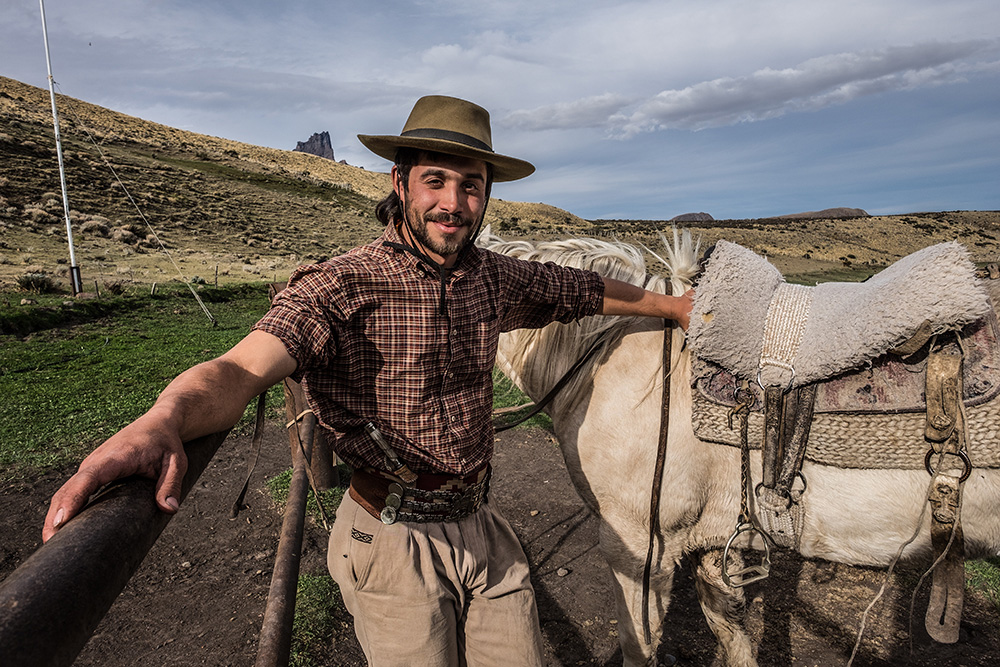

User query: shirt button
[448,372,455,378]
[451,416,457,423]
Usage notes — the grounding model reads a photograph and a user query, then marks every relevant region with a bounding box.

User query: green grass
[0,282,279,479]
[288,573,345,667]
[491,367,552,430]
[265,464,350,524]
[967,557,1000,610]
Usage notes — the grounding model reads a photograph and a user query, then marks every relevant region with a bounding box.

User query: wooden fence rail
[0,430,230,667]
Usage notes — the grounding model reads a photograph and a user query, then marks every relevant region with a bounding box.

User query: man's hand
[43,410,187,542]
[673,288,694,330]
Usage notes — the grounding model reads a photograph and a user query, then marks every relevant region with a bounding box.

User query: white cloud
[3,1,999,219]
[502,94,635,131]
[501,40,999,136]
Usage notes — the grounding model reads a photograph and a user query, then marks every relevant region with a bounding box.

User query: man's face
[393,154,489,267]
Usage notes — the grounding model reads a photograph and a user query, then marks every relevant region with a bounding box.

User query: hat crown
[401,96,493,152]
[358,95,535,181]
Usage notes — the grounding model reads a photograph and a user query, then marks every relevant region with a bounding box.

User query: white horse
[482,229,1000,666]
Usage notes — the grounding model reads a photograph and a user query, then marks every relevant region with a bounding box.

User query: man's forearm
[152,328,298,442]
[599,277,692,328]
[149,357,270,442]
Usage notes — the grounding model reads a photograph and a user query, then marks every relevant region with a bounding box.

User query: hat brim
[358,134,535,182]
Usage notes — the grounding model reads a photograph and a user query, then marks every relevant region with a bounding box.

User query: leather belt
[349,465,491,524]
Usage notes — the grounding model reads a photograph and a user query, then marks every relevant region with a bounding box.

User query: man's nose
[437,183,462,212]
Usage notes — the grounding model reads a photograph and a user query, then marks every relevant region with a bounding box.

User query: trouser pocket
[328,492,381,590]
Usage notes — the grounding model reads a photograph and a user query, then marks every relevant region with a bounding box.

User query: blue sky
[2,0,999,220]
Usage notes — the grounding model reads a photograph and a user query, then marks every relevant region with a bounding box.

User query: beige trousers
[328,492,544,667]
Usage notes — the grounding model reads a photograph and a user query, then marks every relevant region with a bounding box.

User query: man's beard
[405,207,479,259]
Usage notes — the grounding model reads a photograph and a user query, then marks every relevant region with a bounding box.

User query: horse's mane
[478,226,700,404]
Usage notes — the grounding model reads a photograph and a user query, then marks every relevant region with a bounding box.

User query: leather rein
[490,284,677,648]
[642,308,675,644]
[493,329,613,433]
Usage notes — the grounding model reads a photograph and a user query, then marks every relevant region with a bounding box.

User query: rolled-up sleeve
[252,268,341,381]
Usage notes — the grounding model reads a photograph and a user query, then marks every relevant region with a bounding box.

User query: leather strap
[493,330,611,432]
[642,310,674,645]
[230,391,267,519]
[924,342,967,643]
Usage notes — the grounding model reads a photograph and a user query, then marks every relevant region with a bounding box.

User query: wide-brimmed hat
[358,95,535,182]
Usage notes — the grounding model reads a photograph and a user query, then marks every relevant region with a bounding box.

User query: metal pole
[39,0,83,295]
[254,410,315,667]
[0,430,230,667]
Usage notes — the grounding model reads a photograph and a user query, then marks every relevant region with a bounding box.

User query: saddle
[691,313,1000,468]
[689,240,992,388]
[688,240,997,642]
[689,241,999,466]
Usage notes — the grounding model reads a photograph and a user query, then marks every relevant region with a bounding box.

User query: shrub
[16,272,59,294]
[24,208,59,225]
[81,220,111,237]
[101,280,128,295]
[112,228,139,244]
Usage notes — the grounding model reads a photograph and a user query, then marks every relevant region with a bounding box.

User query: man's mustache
[425,213,471,226]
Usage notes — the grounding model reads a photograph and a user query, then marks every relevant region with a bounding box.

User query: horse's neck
[500,319,671,428]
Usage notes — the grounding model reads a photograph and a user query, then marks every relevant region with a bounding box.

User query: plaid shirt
[253,225,605,476]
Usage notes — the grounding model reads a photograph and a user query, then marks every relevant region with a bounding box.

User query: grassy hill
[2,74,999,291]
[0,76,589,290]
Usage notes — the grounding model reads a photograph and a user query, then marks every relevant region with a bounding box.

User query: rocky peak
[293,131,335,160]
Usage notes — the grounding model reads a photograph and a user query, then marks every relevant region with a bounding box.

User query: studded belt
[348,465,491,525]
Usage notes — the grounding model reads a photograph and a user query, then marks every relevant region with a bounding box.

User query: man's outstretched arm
[43,330,297,542]
[599,277,693,330]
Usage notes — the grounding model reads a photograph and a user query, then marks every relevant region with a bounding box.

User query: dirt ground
[3,423,1000,666]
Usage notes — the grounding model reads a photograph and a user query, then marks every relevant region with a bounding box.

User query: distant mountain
[671,212,714,222]
[293,131,335,160]
[776,207,869,219]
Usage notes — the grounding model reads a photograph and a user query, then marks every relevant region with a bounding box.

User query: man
[44,95,692,665]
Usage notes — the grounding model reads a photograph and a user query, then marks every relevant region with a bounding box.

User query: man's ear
[391,165,403,197]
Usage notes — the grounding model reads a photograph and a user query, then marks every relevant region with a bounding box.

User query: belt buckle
[446,492,472,521]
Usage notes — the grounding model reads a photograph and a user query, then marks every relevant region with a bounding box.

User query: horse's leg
[599,519,675,666]
[691,548,757,667]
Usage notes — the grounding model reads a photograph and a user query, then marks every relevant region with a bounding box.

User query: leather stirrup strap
[642,309,674,645]
[925,476,965,643]
[924,343,967,643]
[775,383,816,492]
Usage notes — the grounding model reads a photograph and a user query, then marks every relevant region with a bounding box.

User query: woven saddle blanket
[688,241,1000,469]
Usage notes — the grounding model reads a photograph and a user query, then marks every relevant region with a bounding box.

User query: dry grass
[2,75,999,291]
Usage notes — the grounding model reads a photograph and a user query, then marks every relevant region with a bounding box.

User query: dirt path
[3,424,999,666]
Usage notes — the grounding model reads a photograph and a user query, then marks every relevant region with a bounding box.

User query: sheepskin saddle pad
[687,240,1000,469]
[688,240,991,389]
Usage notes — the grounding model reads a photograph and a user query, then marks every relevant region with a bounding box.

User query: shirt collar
[378,223,483,279]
